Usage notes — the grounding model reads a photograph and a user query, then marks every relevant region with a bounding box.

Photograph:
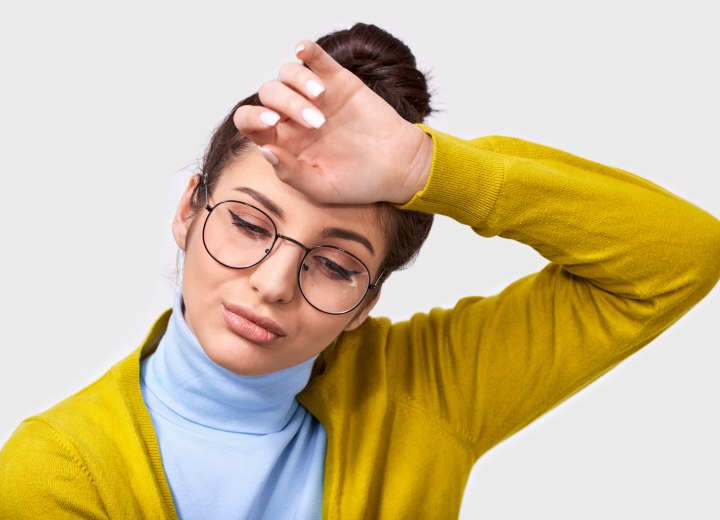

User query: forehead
[214,149,388,258]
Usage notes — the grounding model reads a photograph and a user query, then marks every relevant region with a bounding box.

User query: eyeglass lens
[202,201,371,314]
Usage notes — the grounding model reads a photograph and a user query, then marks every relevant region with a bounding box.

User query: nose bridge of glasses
[276,233,312,254]
[262,234,311,275]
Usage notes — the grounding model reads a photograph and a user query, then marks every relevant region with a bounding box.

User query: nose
[247,238,303,305]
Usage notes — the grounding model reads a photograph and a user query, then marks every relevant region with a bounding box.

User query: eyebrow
[233,186,376,256]
[321,227,375,256]
[234,187,285,220]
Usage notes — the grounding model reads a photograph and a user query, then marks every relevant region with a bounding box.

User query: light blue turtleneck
[140,293,326,520]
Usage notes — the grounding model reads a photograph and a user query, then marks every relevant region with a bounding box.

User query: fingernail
[258,146,279,166]
[305,80,325,98]
[295,43,305,55]
[301,107,326,128]
[259,111,280,127]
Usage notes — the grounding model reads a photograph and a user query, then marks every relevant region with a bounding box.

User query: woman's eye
[314,256,361,281]
[228,210,272,238]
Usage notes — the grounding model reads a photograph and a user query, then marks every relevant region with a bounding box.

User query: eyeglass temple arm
[370,269,386,290]
[202,173,212,211]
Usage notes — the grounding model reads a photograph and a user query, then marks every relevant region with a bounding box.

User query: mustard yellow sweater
[1,127,719,519]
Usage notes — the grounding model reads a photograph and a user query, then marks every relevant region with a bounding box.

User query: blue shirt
[140,293,326,519]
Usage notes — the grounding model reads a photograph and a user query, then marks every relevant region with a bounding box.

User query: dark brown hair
[193,23,434,286]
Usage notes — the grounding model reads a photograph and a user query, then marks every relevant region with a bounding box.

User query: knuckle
[273,167,293,183]
[287,97,308,116]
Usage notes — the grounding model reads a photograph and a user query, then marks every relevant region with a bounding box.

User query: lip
[221,302,287,345]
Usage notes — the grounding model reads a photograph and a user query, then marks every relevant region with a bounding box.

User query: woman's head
[197,23,434,279]
[173,23,434,375]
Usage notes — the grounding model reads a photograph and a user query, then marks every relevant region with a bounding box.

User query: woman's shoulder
[1,308,172,463]
[0,340,170,518]
[7,346,144,445]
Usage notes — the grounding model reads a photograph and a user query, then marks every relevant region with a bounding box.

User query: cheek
[298,312,356,352]
[182,223,208,282]
[179,222,229,320]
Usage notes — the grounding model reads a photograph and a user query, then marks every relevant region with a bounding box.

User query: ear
[343,288,382,331]
[172,175,202,252]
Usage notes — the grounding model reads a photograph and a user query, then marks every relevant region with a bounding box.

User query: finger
[278,61,326,100]
[258,80,326,129]
[233,105,282,132]
[258,145,334,202]
[294,40,345,77]
[232,105,281,145]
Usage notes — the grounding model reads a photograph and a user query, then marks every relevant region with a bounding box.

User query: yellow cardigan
[2,127,719,519]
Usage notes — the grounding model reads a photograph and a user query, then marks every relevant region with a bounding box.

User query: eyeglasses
[200,177,384,315]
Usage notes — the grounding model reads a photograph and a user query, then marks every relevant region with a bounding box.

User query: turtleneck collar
[141,292,316,434]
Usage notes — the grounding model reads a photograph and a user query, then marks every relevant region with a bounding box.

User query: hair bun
[316,23,432,124]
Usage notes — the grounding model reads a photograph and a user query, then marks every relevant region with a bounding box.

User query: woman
[1,23,719,519]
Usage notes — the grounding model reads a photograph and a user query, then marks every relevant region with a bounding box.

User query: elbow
[649,209,720,317]
[679,212,720,304]
[702,216,720,292]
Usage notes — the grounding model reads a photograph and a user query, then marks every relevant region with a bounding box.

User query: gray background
[1,1,718,518]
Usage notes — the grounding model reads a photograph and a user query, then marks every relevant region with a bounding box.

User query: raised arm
[382,127,720,456]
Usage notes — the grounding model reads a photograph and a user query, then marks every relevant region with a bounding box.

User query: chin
[201,334,293,376]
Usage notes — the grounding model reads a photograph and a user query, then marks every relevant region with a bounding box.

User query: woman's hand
[232,40,432,205]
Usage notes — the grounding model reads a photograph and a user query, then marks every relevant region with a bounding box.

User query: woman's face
[173,148,386,375]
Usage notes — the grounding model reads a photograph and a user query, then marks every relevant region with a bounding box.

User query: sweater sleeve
[0,419,108,519]
[386,126,720,458]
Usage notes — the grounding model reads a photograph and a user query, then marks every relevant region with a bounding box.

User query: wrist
[394,125,433,204]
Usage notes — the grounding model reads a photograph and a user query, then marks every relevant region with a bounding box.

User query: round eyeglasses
[199,179,383,315]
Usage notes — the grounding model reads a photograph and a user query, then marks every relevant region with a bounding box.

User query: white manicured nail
[259,147,279,166]
[259,111,280,127]
[305,80,325,97]
[295,43,305,55]
[301,108,326,128]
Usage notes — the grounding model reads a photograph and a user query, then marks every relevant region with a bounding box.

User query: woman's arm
[383,127,720,456]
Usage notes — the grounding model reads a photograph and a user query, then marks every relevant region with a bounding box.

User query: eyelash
[228,210,273,239]
[311,255,361,281]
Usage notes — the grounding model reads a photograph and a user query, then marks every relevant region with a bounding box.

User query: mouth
[221,302,287,345]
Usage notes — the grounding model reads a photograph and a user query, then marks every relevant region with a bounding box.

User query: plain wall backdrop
[1,1,718,518]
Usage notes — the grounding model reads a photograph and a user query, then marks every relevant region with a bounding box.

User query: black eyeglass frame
[199,175,385,315]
